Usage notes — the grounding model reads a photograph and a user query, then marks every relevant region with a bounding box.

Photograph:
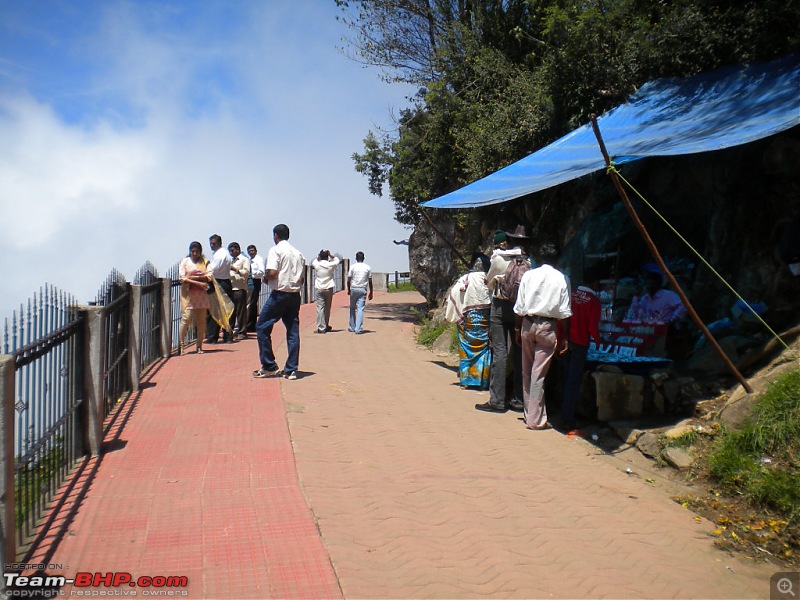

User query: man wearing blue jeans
[253,224,306,381]
[347,251,373,334]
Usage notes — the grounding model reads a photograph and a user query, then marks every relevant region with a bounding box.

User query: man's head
[273,224,290,243]
[355,251,365,263]
[209,234,222,251]
[228,242,241,258]
[505,224,531,250]
[645,271,664,296]
[582,265,601,289]
[247,244,257,258]
[318,249,331,261]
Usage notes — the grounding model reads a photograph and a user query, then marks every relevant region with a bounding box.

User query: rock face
[409,217,459,308]
[408,129,800,333]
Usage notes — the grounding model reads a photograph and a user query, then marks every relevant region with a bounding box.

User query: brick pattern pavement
[286,291,777,599]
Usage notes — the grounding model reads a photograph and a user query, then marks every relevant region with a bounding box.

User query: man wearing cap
[513,258,572,430]
[475,225,531,414]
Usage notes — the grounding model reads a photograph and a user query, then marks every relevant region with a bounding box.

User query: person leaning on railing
[178,241,213,354]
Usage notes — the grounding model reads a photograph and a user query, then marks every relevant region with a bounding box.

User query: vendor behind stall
[627,271,687,324]
[627,270,690,357]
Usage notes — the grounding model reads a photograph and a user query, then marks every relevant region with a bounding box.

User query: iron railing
[3,286,84,551]
[134,262,162,371]
[94,270,131,419]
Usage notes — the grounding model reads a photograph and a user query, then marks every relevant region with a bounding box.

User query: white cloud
[0,1,413,321]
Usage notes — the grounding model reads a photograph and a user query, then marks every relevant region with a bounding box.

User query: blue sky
[0,0,415,320]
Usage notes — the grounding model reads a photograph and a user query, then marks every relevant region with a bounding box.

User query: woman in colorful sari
[445,253,492,389]
[179,241,212,354]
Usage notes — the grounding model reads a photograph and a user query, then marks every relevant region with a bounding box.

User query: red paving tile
[24,300,341,600]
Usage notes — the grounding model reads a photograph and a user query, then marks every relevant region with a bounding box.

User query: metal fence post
[160,278,172,359]
[0,355,17,570]
[129,284,142,392]
[79,306,105,457]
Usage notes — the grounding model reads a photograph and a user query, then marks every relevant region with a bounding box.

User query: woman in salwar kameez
[445,254,492,389]
[179,242,234,354]
[179,241,212,354]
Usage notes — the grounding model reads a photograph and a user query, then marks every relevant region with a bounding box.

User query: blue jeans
[256,290,301,373]
[349,288,367,332]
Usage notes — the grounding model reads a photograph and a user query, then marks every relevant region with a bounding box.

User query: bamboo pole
[590,116,753,394]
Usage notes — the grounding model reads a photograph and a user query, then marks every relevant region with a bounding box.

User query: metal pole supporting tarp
[590,116,753,394]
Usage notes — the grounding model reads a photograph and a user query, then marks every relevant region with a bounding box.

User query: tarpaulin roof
[422,54,800,209]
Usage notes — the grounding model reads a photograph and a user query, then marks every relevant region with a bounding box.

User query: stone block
[663,446,694,470]
[592,371,645,421]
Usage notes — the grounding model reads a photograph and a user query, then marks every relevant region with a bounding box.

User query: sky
[0,0,416,321]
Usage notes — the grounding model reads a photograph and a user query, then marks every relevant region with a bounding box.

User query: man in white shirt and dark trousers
[228,242,250,340]
[246,244,265,333]
[312,250,341,333]
[347,252,373,334]
[206,234,234,344]
[253,224,306,381]
[513,259,572,430]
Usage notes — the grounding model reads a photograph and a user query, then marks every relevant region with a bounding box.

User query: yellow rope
[607,162,799,361]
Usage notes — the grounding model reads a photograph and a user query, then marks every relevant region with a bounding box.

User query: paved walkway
[27,291,778,598]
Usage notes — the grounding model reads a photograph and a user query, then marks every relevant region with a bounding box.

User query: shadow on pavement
[366,300,427,323]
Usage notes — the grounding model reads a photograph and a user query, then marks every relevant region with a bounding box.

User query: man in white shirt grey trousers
[312,249,341,333]
[513,260,572,430]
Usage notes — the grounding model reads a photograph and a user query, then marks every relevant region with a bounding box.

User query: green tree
[340,0,800,222]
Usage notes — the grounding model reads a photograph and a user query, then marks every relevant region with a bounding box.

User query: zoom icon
[772,572,800,599]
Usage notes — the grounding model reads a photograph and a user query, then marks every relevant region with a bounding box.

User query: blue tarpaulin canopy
[422,54,800,209]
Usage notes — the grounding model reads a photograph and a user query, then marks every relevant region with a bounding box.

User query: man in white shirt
[253,224,306,381]
[311,249,341,333]
[513,261,572,430]
[228,242,250,340]
[206,234,234,344]
[246,244,266,333]
[347,251,373,334]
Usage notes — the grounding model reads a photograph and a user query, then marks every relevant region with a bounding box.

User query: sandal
[526,422,552,430]
[253,368,283,378]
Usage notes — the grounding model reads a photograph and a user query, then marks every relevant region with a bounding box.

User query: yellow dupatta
[207,276,234,333]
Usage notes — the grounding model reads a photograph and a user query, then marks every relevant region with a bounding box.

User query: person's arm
[367,274,373,300]
[265,248,278,281]
[298,256,306,285]
[250,257,265,280]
